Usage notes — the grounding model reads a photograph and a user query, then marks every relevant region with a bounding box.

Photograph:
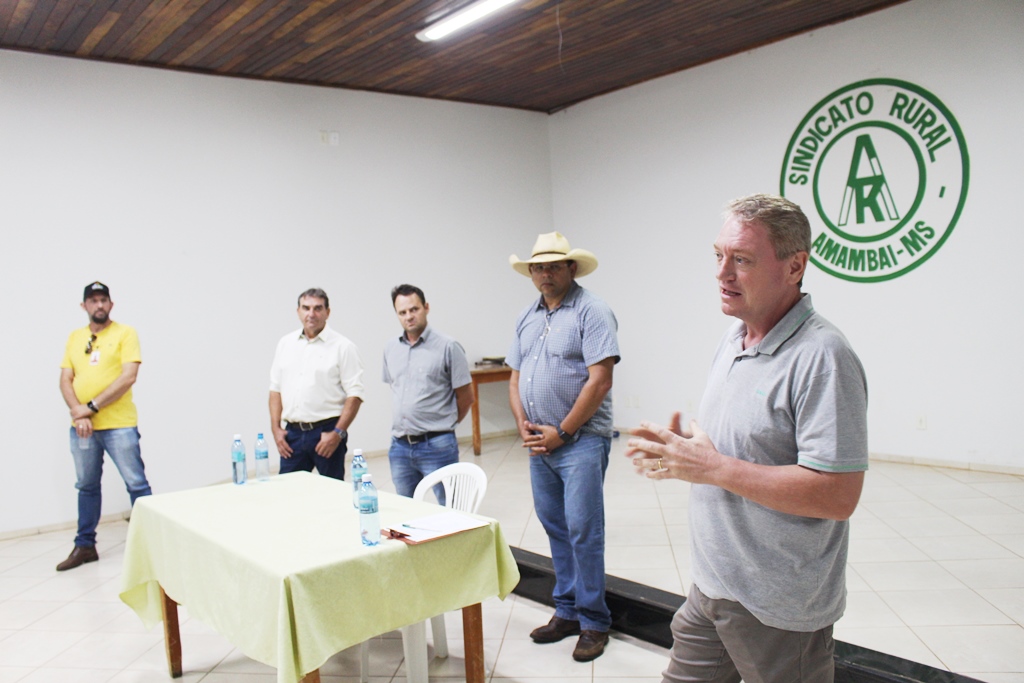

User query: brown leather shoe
[56,546,98,572]
[572,629,609,661]
[530,615,581,643]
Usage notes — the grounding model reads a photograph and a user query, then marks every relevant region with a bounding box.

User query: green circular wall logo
[780,78,969,282]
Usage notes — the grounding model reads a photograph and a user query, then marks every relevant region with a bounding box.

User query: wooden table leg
[462,603,484,683]
[298,670,320,683]
[471,379,482,455]
[160,586,183,678]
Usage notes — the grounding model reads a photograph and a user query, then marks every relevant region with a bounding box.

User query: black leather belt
[396,431,451,444]
[287,417,339,431]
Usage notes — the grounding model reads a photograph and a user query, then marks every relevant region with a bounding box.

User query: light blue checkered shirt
[507,282,619,436]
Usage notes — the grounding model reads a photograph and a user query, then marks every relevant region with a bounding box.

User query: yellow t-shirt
[61,322,142,430]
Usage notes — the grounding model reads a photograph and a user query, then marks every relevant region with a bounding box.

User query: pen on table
[401,523,442,532]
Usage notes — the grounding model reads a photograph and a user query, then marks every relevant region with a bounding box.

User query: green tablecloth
[119,471,520,683]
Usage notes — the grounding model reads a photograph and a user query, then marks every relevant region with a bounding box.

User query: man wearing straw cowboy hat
[507,232,620,662]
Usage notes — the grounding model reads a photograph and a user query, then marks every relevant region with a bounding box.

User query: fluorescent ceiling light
[416,0,520,42]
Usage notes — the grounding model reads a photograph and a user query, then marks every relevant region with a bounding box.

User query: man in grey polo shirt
[508,232,620,663]
[383,284,473,506]
[628,194,868,683]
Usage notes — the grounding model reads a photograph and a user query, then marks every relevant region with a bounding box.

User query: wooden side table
[469,365,512,455]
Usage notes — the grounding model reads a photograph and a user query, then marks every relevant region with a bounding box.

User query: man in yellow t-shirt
[57,282,152,571]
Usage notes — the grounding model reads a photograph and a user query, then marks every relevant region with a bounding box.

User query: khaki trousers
[662,584,835,683]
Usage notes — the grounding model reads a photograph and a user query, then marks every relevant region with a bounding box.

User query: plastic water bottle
[351,449,367,508]
[231,434,247,485]
[359,473,380,546]
[254,433,270,481]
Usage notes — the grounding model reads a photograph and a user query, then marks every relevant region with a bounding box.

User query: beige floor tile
[848,517,902,540]
[883,515,979,538]
[993,534,1024,557]
[859,499,953,519]
[978,588,1024,626]
[0,629,90,667]
[0,667,34,683]
[940,558,1024,590]
[851,561,967,592]
[491,637,593,678]
[0,602,64,630]
[914,624,1024,672]
[909,535,1017,561]
[848,537,930,562]
[959,514,1024,536]
[16,669,118,683]
[23,601,127,633]
[592,634,669,678]
[107,672,206,683]
[879,589,1013,626]
[839,591,904,628]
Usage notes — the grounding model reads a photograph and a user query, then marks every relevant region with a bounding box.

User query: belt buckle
[298,422,314,432]
[404,434,424,444]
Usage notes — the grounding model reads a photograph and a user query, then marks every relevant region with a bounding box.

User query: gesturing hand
[625,414,720,483]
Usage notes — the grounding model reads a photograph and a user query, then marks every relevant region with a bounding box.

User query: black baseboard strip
[510,548,987,683]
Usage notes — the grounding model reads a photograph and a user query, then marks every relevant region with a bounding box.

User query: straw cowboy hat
[509,232,599,278]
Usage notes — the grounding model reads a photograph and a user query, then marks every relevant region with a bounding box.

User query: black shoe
[572,630,609,661]
[56,546,98,572]
[530,616,581,643]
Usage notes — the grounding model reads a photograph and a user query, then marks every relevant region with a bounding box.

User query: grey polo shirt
[382,326,471,438]
[690,294,869,632]
[506,281,620,437]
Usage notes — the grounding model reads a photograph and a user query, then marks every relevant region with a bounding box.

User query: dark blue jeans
[530,433,612,632]
[280,421,347,480]
[388,432,459,505]
[69,426,152,547]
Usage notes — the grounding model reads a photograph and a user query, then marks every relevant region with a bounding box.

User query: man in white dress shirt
[269,288,365,479]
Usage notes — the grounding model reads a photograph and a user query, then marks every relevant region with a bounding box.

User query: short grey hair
[726,194,811,259]
[297,288,329,309]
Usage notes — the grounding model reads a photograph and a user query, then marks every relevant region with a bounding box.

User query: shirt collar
[532,280,582,312]
[732,294,814,357]
[399,325,431,347]
[297,325,332,343]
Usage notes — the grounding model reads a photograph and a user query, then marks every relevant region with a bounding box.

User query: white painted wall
[0,52,545,536]
[548,0,1024,471]
[2,0,1020,537]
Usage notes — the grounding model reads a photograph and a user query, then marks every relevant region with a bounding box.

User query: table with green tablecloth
[119,471,520,683]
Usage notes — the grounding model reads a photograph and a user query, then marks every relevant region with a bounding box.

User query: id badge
[90,350,101,365]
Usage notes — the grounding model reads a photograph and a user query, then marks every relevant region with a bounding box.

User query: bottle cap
[233,434,241,440]
[361,473,373,483]
[257,433,264,439]
[354,449,363,456]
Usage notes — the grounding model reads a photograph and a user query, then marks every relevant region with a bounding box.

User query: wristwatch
[333,427,348,439]
[556,427,576,444]
[87,400,99,413]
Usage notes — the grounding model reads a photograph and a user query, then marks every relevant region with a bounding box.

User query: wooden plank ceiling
[0,0,906,113]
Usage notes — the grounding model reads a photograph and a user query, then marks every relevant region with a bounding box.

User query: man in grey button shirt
[383,284,473,506]
[628,194,868,683]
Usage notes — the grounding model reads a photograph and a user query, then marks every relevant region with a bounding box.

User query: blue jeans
[389,432,459,506]
[530,433,611,632]
[281,422,347,480]
[69,426,152,547]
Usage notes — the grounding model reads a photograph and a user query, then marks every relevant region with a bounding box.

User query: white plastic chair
[412,462,488,660]
[358,462,488,683]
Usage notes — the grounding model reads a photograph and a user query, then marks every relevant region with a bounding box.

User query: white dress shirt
[269,326,365,423]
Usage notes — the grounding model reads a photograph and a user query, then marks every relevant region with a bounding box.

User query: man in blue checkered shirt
[507,232,620,663]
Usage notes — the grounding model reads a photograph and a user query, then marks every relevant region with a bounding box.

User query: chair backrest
[412,462,487,514]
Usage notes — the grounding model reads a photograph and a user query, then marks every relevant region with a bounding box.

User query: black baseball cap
[83,281,110,301]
